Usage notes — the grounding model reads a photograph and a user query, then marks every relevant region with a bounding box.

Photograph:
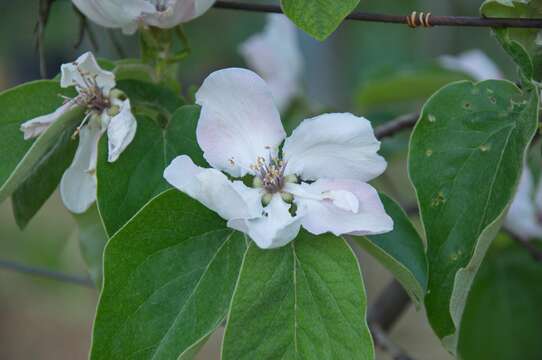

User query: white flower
[439,49,503,81]
[72,0,216,34]
[164,68,393,249]
[20,52,137,214]
[504,167,542,241]
[239,14,303,112]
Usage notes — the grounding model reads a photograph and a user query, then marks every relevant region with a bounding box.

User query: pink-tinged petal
[439,50,502,81]
[72,0,153,33]
[288,179,393,237]
[20,101,76,140]
[239,14,303,112]
[60,117,104,214]
[61,52,116,94]
[505,168,542,240]
[144,0,216,27]
[164,155,262,220]
[107,99,137,162]
[195,68,286,177]
[228,195,302,249]
[283,113,386,182]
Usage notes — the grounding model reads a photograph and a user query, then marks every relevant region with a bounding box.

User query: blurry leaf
[114,59,156,83]
[222,231,374,360]
[281,0,359,41]
[0,80,83,204]
[349,194,427,306]
[356,63,469,111]
[116,79,185,120]
[409,80,539,353]
[97,105,204,236]
[74,205,108,287]
[91,190,246,360]
[481,0,542,81]
[459,238,542,360]
[11,117,78,229]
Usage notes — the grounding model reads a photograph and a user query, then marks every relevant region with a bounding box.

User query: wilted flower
[72,0,216,34]
[505,167,542,241]
[439,49,502,81]
[164,68,393,249]
[239,14,303,112]
[21,52,136,214]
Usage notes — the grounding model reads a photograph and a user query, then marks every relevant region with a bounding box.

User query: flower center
[73,71,111,114]
[251,156,287,194]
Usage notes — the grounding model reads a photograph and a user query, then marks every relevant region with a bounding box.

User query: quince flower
[164,68,393,249]
[21,52,136,214]
[439,49,502,81]
[72,0,216,34]
[504,167,542,241]
[239,14,303,112]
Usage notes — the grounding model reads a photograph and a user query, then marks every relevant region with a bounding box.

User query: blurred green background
[0,0,519,359]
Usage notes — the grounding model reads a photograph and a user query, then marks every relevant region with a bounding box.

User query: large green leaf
[222,231,374,360]
[0,80,82,204]
[349,194,427,306]
[91,190,247,360]
[356,63,470,111]
[409,80,539,353]
[458,238,542,360]
[481,0,542,81]
[97,105,204,236]
[281,0,359,41]
[74,205,108,287]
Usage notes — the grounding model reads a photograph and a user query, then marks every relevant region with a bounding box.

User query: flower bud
[262,193,273,206]
[281,192,294,203]
[253,176,263,188]
[107,105,121,117]
[284,174,298,184]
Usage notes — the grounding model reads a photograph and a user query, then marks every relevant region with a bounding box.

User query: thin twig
[213,1,542,29]
[0,258,94,288]
[108,29,126,58]
[36,0,56,78]
[368,280,414,359]
[375,113,419,140]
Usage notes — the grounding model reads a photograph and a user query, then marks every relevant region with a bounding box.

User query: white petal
[195,68,286,177]
[283,113,387,182]
[228,195,302,249]
[505,168,542,240]
[60,117,103,214]
[20,101,76,140]
[239,14,303,112]
[439,50,502,81]
[143,0,216,27]
[164,155,262,220]
[72,0,153,32]
[107,99,137,162]
[61,52,116,94]
[288,179,393,237]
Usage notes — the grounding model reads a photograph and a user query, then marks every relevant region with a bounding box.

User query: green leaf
[91,190,247,360]
[116,79,185,121]
[281,0,359,41]
[11,118,78,229]
[74,205,108,287]
[349,194,427,306]
[458,238,542,360]
[409,80,539,353]
[481,0,542,81]
[356,63,472,112]
[0,80,83,204]
[97,105,204,236]
[222,231,374,360]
